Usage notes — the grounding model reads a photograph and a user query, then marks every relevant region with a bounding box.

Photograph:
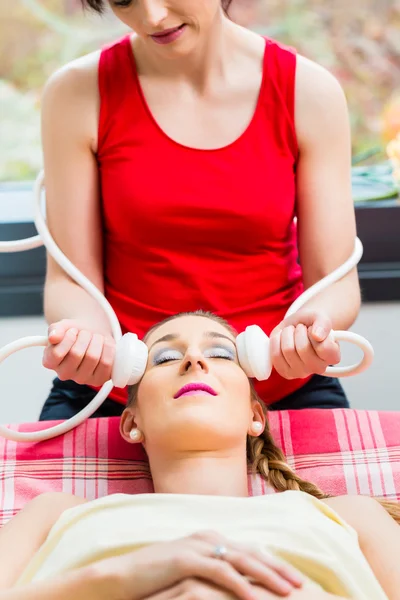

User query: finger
[214,540,304,590]
[141,584,182,600]
[274,310,325,331]
[48,329,64,345]
[280,327,306,378]
[227,553,294,596]
[143,579,224,600]
[42,328,78,370]
[182,555,259,600]
[188,532,294,596]
[309,315,332,343]
[294,325,326,375]
[180,578,227,599]
[74,333,104,384]
[270,331,291,379]
[246,551,304,588]
[308,329,341,365]
[47,320,76,344]
[91,336,116,386]
[56,330,93,380]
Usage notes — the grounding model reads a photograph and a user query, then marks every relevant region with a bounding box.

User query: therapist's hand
[270,310,340,380]
[42,319,116,387]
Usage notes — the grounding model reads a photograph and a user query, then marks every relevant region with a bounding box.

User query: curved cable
[284,237,374,377]
[0,171,374,442]
[0,171,119,441]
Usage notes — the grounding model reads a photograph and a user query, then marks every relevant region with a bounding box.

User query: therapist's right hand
[42,319,116,387]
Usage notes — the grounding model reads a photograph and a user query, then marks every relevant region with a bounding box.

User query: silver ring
[213,544,228,560]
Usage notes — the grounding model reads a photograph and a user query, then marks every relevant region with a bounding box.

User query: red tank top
[97,35,307,406]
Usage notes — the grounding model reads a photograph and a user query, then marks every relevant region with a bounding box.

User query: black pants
[39,375,349,421]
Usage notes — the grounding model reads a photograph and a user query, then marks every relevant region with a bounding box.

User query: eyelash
[153,348,235,366]
[114,0,131,7]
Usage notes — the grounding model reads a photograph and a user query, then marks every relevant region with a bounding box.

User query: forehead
[145,315,234,347]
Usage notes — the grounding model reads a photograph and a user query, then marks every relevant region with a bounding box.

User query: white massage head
[112,333,149,388]
[236,325,272,381]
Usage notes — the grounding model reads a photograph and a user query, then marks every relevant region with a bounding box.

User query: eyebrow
[149,331,236,351]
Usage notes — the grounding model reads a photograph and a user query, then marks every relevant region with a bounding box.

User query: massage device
[0,171,374,442]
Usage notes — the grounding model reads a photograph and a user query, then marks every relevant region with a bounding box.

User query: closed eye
[153,350,183,366]
[204,347,235,360]
[113,0,132,7]
[152,345,236,366]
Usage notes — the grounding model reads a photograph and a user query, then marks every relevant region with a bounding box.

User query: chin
[155,413,241,452]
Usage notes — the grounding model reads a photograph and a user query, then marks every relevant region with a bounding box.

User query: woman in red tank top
[39,0,360,421]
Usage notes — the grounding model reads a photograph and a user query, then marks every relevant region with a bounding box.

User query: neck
[148,446,249,497]
[133,15,239,89]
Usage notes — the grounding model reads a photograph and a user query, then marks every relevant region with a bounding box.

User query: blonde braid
[247,409,400,525]
[247,419,329,500]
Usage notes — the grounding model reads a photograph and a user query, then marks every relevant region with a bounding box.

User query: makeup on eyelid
[151,344,236,366]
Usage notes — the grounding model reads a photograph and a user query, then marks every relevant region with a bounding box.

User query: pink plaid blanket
[1,409,399,526]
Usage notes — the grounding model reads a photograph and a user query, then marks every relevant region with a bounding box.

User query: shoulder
[323,494,381,510]
[294,55,349,149]
[43,50,100,102]
[29,492,88,515]
[322,495,388,528]
[41,50,101,148]
[5,493,88,538]
[295,54,346,101]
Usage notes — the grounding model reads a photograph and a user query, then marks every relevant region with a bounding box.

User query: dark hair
[128,310,400,526]
[81,0,233,15]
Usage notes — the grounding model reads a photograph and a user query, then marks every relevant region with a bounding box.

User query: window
[1,0,399,183]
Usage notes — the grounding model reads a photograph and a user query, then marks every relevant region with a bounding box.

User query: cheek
[110,8,141,33]
[135,370,171,422]
[220,366,252,408]
[183,0,219,23]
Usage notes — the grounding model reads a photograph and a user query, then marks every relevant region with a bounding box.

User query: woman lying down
[1,311,399,600]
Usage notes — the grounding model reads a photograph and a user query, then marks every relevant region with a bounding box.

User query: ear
[120,408,140,445]
[248,400,266,437]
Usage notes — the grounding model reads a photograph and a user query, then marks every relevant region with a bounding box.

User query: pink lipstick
[174,382,217,399]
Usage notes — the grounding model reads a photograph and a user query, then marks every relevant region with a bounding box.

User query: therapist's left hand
[270,310,341,380]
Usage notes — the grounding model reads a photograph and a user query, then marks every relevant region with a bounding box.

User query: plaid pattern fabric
[1,409,399,526]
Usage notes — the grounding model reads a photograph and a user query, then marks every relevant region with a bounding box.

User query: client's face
[123,315,263,453]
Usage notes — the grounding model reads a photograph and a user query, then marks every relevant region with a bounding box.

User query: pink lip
[150,24,186,45]
[174,382,217,399]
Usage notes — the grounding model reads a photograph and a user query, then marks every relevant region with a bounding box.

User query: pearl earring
[251,422,263,434]
[129,429,143,442]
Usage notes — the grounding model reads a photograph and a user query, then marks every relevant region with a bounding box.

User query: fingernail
[314,327,326,340]
[292,574,305,586]
[49,329,57,338]
[279,582,294,594]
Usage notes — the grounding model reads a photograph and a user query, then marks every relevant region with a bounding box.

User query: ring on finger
[213,544,228,560]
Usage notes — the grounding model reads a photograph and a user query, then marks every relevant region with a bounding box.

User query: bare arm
[41,53,111,336]
[295,56,361,330]
[0,493,87,590]
[324,495,400,599]
[0,567,118,600]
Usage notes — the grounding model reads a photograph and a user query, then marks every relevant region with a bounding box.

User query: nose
[180,348,210,375]
[141,0,168,29]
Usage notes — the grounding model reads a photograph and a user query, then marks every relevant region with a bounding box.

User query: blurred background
[1,0,399,180]
[0,0,399,422]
